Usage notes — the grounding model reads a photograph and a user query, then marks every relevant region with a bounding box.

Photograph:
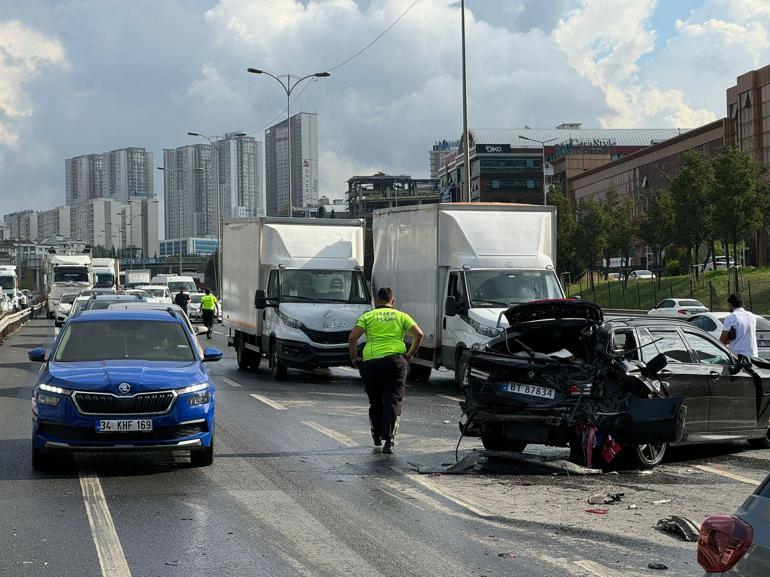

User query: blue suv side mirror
[202,347,223,362]
[28,347,47,362]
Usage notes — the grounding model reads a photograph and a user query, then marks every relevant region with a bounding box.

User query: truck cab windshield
[465,270,563,307]
[0,277,15,290]
[54,267,89,283]
[94,273,115,288]
[168,280,197,293]
[280,270,370,304]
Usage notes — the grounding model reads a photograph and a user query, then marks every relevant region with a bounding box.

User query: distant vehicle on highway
[698,474,770,575]
[54,292,80,327]
[703,256,738,271]
[187,292,205,322]
[649,298,709,318]
[83,293,144,310]
[135,284,172,304]
[688,311,770,358]
[151,274,198,293]
[68,295,92,319]
[28,308,221,469]
[627,269,655,281]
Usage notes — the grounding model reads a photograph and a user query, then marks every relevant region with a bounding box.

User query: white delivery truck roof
[261,221,364,269]
[48,254,91,266]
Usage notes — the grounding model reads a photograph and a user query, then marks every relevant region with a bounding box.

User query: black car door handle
[709,371,721,381]
[659,369,672,378]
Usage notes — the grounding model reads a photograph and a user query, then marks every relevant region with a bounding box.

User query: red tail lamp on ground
[697,514,753,573]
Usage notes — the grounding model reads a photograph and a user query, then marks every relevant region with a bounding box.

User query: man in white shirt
[720,293,758,358]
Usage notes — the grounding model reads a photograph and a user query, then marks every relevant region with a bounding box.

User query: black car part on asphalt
[459,300,686,465]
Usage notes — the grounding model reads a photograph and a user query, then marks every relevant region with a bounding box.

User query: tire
[481,434,527,453]
[624,442,667,469]
[748,429,770,449]
[235,334,250,370]
[270,347,288,380]
[191,437,214,467]
[408,363,432,384]
[454,350,469,389]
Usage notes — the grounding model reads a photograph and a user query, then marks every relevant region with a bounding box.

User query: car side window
[448,272,467,304]
[267,270,279,299]
[636,328,658,363]
[659,300,674,309]
[682,331,731,365]
[691,315,717,333]
[647,329,693,363]
[609,330,638,360]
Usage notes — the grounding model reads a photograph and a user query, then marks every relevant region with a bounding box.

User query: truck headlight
[468,317,501,338]
[278,310,305,330]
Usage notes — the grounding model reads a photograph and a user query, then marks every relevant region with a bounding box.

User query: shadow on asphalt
[0,361,38,373]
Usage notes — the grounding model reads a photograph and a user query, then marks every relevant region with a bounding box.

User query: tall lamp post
[246,68,330,217]
[460,0,471,202]
[187,132,246,293]
[518,135,557,205]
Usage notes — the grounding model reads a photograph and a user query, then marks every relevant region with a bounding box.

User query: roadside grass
[565,268,770,314]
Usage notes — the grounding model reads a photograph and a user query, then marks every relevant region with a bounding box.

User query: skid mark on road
[79,470,131,577]
[249,393,287,410]
[220,376,241,388]
[302,421,358,447]
[693,464,762,486]
[435,394,463,403]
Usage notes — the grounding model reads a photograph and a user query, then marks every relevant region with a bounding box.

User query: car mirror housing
[643,353,668,377]
[28,347,47,362]
[202,347,223,362]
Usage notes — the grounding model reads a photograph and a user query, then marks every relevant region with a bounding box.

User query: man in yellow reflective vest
[200,288,219,339]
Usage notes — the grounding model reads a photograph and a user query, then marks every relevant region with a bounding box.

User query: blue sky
[0,0,768,221]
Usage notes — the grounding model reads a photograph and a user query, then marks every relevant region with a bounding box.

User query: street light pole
[156,166,183,275]
[460,0,472,203]
[246,68,330,217]
[518,135,558,205]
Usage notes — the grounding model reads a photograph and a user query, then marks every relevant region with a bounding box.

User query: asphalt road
[2,319,769,577]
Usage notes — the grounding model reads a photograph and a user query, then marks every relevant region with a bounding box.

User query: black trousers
[361,355,408,442]
[202,309,215,334]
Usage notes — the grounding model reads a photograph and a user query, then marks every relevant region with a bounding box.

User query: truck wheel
[270,348,288,380]
[408,363,431,384]
[624,443,667,470]
[481,434,527,453]
[454,350,469,389]
[235,335,250,370]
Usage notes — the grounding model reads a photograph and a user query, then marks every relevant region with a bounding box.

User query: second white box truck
[222,218,371,379]
[372,203,562,384]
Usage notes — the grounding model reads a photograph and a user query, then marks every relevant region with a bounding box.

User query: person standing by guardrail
[720,293,758,359]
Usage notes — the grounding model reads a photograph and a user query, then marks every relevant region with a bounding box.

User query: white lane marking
[249,393,287,410]
[220,376,242,388]
[436,394,463,403]
[574,560,620,577]
[693,464,762,486]
[302,421,359,447]
[305,391,361,397]
[377,486,426,511]
[403,472,493,518]
[79,470,132,577]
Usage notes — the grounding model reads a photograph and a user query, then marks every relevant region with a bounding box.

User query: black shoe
[383,442,394,454]
[372,435,382,447]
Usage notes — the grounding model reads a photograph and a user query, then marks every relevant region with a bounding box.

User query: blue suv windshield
[54,320,195,362]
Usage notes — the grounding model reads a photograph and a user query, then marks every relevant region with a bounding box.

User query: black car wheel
[748,428,770,449]
[481,434,527,453]
[191,437,214,467]
[626,442,667,469]
[454,352,469,390]
[270,347,288,380]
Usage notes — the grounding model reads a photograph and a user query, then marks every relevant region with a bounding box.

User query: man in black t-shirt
[174,288,190,314]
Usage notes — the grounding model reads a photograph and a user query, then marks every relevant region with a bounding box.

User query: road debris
[483,450,603,475]
[627,504,639,510]
[655,515,701,542]
[647,562,668,570]
[652,499,671,505]
[413,450,482,474]
[497,552,517,559]
[588,492,624,504]
[584,508,609,515]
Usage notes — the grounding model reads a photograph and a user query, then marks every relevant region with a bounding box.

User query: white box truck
[222,218,371,379]
[91,258,120,293]
[0,266,20,312]
[124,269,151,288]
[44,252,93,318]
[372,203,562,384]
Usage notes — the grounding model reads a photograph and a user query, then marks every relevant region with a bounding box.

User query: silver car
[699,474,770,575]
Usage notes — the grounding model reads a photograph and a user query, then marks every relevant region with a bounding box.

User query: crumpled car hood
[503,300,603,327]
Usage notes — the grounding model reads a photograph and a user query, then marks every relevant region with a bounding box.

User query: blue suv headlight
[33,383,72,408]
[178,383,210,405]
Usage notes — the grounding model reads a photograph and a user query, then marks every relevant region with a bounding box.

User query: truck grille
[73,391,174,415]
[299,327,350,345]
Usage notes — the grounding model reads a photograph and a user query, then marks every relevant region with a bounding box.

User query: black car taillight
[697,514,753,573]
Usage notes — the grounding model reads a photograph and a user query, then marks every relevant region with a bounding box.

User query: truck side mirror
[254,289,267,310]
[445,296,459,317]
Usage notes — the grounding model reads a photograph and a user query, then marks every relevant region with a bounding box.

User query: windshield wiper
[472,299,509,307]
[283,295,320,302]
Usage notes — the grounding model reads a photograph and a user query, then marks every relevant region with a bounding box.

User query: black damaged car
[461,300,770,469]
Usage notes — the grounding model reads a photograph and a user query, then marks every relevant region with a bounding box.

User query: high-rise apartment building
[265,112,318,216]
[3,210,37,241]
[429,139,460,179]
[122,196,160,258]
[70,198,125,250]
[163,134,262,241]
[65,147,153,204]
[37,206,71,241]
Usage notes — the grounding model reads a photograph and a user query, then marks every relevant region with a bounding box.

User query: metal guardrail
[0,303,44,346]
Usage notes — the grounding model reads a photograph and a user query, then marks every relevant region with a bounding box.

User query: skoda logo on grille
[527,370,536,380]
[118,383,131,394]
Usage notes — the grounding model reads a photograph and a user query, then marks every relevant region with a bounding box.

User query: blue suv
[29,307,222,469]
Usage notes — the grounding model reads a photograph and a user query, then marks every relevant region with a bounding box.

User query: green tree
[671,150,715,276]
[547,184,578,275]
[609,196,636,282]
[574,198,609,287]
[638,189,675,273]
[713,146,767,273]
[602,186,619,278]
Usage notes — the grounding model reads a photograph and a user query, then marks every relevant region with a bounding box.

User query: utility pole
[461,0,471,202]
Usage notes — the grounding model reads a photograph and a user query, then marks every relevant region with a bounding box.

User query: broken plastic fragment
[647,562,668,570]
[655,516,700,542]
[584,508,609,515]
[653,499,671,505]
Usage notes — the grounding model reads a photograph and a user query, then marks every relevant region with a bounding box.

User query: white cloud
[0,20,65,146]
